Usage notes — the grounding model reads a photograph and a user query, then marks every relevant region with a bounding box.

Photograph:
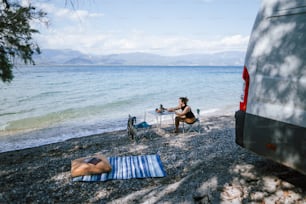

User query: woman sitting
[167,97,196,133]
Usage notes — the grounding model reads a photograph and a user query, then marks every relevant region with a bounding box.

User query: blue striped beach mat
[73,154,166,182]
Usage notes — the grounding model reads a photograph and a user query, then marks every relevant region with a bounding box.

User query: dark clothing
[181,105,195,118]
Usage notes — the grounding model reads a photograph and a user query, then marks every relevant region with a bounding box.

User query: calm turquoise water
[0,66,243,152]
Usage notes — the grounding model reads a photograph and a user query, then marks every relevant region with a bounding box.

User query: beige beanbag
[71,155,112,177]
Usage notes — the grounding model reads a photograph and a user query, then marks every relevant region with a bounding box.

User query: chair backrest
[127,115,136,127]
[197,108,200,118]
[127,115,137,140]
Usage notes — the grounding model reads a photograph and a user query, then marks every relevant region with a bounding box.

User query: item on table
[155,104,166,113]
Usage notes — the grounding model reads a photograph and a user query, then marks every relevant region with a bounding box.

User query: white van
[235,0,306,175]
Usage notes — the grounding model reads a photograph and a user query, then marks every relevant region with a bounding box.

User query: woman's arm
[167,106,180,112]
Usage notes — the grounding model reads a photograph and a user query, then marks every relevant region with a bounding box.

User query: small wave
[0,108,35,117]
[0,112,18,117]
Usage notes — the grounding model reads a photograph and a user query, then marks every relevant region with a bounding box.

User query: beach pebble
[220,186,243,201]
[262,177,280,193]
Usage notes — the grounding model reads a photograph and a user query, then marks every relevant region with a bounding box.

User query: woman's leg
[175,116,184,133]
[175,117,196,133]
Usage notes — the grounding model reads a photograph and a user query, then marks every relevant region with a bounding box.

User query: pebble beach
[0,114,305,203]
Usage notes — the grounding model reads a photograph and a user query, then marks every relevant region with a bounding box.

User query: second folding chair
[127,114,152,142]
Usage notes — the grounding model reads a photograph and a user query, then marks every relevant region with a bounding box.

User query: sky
[30,0,261,56]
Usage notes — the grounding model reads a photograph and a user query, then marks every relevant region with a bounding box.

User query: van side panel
[243,113,306,174]
[246,4,306,128]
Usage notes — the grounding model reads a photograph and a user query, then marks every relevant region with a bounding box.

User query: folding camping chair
[182,108,201,134]
[127,114,152,142]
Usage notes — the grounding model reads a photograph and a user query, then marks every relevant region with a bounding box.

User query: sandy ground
[0,114,305,203]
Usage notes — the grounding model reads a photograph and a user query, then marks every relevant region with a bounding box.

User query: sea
[0,65,243,153]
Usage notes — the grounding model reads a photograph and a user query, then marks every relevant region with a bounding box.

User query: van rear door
[236,0,306,174]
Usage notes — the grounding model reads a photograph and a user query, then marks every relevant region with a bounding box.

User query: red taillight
[240,66,250,111]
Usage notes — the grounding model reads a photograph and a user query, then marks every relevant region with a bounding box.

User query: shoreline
[0,106,237,154]
[1,113,305,203]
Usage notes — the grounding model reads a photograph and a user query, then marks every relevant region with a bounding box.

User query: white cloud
[37,3,104,22]
[220,35,249,46]
[36,29,249,56]
[21,0,30,7]
[55,8,103,21]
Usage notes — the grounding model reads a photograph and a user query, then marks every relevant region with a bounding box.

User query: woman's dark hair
[179,97,189,105]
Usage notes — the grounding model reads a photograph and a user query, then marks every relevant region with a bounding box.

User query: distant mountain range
[33,49,246,66]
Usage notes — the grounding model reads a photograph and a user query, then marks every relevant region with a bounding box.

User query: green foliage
[0,1,46,83]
